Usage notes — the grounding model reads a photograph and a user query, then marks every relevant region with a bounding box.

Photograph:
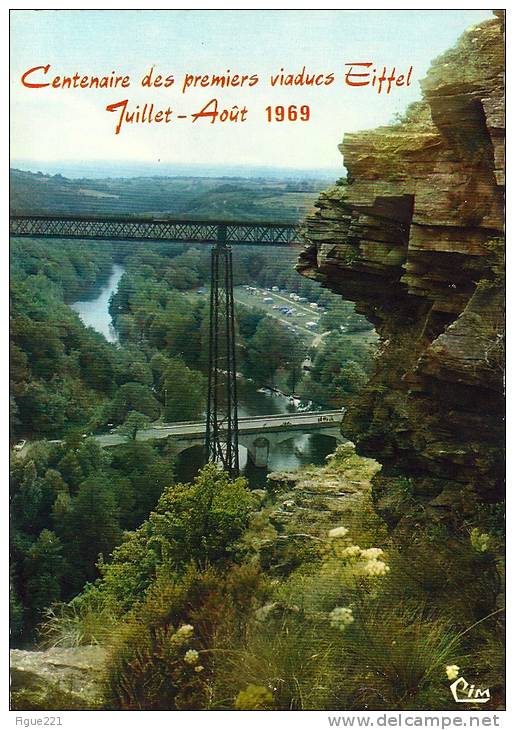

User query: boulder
[10,646,105,710]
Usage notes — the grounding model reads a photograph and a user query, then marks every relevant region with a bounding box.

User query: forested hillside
[10,169,325,222]
[10,230,375,644]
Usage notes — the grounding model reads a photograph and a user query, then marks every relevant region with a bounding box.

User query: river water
[70,264,337,486]
[70,264,125,343]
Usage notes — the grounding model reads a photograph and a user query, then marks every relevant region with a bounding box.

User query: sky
[10,9,494,174]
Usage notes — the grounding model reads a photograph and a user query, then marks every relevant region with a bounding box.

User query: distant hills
[10,167,338,223]
[11,160,341,181]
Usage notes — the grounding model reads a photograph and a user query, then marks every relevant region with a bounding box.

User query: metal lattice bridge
[10,213,314,478]
[9,214,302,247]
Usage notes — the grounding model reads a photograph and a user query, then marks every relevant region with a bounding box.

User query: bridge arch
[239,426,343,468]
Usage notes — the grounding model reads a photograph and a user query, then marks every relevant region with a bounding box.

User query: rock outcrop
[297,13,504,525]
[241,443,386,574]
[10,646,105,710]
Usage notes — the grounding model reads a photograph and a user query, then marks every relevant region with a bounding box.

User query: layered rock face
[297,13,504,525]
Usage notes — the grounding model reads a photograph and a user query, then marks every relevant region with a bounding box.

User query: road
[12,410,343,456]
[95,410,343,447]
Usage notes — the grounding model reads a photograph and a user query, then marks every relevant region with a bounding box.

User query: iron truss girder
[9,215,302,247]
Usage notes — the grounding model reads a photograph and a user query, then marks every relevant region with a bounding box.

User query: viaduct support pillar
[205,225,240,478]
[246,436,270,468]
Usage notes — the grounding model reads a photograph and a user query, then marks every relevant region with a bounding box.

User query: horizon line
[10,159,343,179]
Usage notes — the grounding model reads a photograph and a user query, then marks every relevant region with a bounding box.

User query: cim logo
[450,676,490,704]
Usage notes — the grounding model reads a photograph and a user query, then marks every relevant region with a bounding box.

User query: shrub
[331,605,464,710]
[235,684,274,710]
[38,593,118,648]
[103,562,269,710]
[96,464,254,613]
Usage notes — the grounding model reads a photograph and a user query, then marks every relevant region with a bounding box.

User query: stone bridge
[97,410,344,468]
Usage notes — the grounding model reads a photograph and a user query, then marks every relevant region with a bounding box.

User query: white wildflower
[328,526,349,538]
[446,665,460,681]
[329,606,355,631]
[195,665,204,673]
[360,547,384,560]
[341,545,361,558]
[184,649,199,665]
[176,624,194,639]
[363,559,390,577]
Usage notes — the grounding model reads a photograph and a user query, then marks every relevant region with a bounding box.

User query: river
[70,264,337,486]
[70,264,125,343]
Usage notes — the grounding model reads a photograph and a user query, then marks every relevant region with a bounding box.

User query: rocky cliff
[297,12,504,528]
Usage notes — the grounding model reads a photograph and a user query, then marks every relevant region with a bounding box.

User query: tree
[11,317,65,380]
[149,352,170,388]
[111,382,160,422]
[161,358,206,422]
[109,441,175,527]
[245,317,300,386]
[78,341,116,392]
[283,336,308,394]
[116,411,151,441]
[24,529,68,622]
[10,459,45,535]
[300,332,373,407]
[17,381,67,436]
[95,464,253,612]
[236,306,266,340]
[65,477,122,584]
[127,359,153,386]
[57,450,84,490]
[76,438,110,476]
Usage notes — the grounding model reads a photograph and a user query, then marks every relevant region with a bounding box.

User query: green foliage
[39,594,118,648]
[10,576,25,639]
[10,436,176,638]
[235,685,274,710]
[244,317,305,386]
[11,170,502,712]
[63,477,122,584]
[38,447,504,712]
[11,168,328,221]
[162,358,206,422]
[23,530,68,625]
[301,332,374,407]
[103,562,268,710]
[116,411,151,441]
[10,239,124,437]
[103,570,209,710]
[110,382,160,422]
[329,605,463,710]
[94,465,254,613]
